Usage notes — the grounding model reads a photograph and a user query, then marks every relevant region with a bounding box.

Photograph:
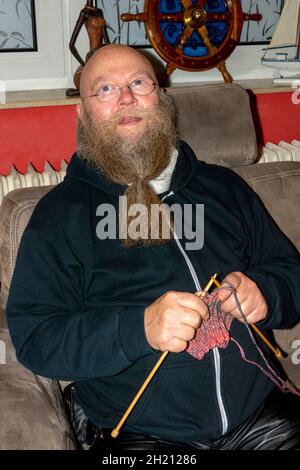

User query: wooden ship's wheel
[121,0,261,83]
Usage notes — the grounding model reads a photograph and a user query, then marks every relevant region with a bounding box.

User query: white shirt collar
[148,147,178,194]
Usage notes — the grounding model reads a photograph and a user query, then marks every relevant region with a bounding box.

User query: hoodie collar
[66,140,199,196]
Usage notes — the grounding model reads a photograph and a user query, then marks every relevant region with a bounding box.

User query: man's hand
[216,272,268,324]
[144,291,209,352]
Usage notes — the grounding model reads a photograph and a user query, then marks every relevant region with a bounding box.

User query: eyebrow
[90,76,108,93]
[90,71,154,93]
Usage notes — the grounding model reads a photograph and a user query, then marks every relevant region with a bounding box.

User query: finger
[176,292,208,314]
[168,338,188,353]
[174,324,197,342]
[220,290,248,315]
[216,272,242,302]
[223,296,264,324]
[224,303,250,321]
[237,311,254,324]
[224,272,243,289]
[177,305,208,328]
[235,303,267,324]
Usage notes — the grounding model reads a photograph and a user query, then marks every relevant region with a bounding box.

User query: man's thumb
[216,272,242,301]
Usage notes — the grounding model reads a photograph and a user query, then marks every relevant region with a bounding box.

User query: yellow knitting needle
[211,277,282,359]
[111,274,217,438]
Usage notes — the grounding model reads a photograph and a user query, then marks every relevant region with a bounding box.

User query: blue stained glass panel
[160,21,184,46]
[184,31,207,57]
[160,21,228,55]
[206,21,228,46]
[205,0,228,13]
[159,0,183,13]
[159,0,228,13]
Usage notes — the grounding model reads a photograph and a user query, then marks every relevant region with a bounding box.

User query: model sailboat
[261,0,300,84]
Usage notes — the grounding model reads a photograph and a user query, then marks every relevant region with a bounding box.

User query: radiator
[0,161,68,205]
[258,140,300,163]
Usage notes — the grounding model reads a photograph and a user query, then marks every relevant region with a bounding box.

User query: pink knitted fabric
[187,292,233,360]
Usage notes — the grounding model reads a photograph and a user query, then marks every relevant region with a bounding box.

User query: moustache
[93,106,158,130]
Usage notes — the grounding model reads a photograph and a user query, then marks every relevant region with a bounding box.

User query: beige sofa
[1,83,300,450]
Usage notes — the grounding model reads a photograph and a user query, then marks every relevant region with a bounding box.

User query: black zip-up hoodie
[7,142,300,442]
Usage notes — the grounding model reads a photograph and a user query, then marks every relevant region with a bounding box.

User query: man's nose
[118,85,137,106]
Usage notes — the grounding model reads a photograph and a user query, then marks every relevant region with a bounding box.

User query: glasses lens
[91,79,156,102]
[130,79,155,96]
[97,84,119,102]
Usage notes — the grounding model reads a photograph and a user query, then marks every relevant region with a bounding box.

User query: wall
[0,105,76,175]
[0,0,73,91]
[0,0,282,91]
[250,91,300,145]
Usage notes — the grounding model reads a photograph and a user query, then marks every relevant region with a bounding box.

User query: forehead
[83,50,156,92]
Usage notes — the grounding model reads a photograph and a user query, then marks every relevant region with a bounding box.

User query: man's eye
[131,79,144,88]
[99,84,113,94]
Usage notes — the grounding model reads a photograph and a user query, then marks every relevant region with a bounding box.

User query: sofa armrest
[0,186,55,309]
[0,187,78,449]
[234,161,300,389]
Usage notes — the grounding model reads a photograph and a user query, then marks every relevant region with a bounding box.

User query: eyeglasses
[81,78,157,103]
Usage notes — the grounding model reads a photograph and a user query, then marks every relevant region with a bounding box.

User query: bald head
[80,45,158,99]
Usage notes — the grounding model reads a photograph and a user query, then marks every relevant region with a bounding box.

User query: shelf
[0,89,80,110]
[172,79,295,95]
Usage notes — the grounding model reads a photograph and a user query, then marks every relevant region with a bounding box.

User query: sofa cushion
[0,308,77,450]
[167,83,257,168]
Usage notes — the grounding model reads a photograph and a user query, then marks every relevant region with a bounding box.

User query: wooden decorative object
[121,0,262,85]
[66,1,110,97]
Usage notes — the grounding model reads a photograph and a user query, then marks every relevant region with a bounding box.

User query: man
[7,45,300,450]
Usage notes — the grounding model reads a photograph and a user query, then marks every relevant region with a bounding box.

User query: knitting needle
[111,275,216,439]
[211,277,282,359]
[196,273,218,299]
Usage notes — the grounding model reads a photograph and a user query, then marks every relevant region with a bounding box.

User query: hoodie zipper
[163,191,228,435]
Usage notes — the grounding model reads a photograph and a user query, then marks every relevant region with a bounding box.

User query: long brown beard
[77,94,178,247]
